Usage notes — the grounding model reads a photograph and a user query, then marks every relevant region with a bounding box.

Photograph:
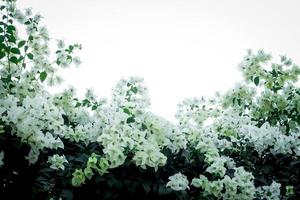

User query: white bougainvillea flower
[166,172,189,191]
[47,154,68,171]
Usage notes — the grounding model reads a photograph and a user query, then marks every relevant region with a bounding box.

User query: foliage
[0,1,299,199]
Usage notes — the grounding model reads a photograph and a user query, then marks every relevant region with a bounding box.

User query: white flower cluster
[96,112,185,170]
[111,77,150,114]
[175,96,296,199]
[192,167,255,199]
[182,125,232,174]
[256,181,281,200]
[239,49,300,88]
[239,123,300,156]
[238,49,272,84]
[142,112,187,153]
[89,77,188,171]
[0,94,65,164]
[166,172,189,191]
[203,110,300,157]
[175,102,257,198]
[132,141,167,171]
[176,97,221,128]
[222,83,256,113]
[47,154,68,171]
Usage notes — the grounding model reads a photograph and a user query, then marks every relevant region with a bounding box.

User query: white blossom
[48,154,68,170]
[166,172,189,191]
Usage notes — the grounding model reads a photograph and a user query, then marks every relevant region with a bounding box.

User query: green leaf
[39,71,47,82]
[92,105,97,110]
[1,75,11,84]
[254,76,260,86]
[126,116,135,124]
[75,102,81,107]
[237,98,241,106]
[0,43,5,51]
[158,184,172,195]
[107,177,122,189]
[142,182,151,194]
[0,35,4,43]
[141,123,147,131]
[10,47,20,54]
[67,55,72,62]
[68,45,74,52]
[27,53,34,60]
[131,86,138,94]
[61,189,73,200]
[0,51,5,59]
[9,56,18,64]
[6,25,15,34]
[18,40,26,48]
[82,99,90,106]
[123,107,131,115]
[7,34,16,43]
[18,56,24,63]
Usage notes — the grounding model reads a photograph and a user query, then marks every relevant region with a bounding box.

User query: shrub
[0,1,299,199]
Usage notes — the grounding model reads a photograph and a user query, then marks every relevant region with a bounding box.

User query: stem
[18,38,30,83]
[4,7,11,73]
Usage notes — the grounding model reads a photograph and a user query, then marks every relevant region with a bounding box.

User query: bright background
[18,0,300,121]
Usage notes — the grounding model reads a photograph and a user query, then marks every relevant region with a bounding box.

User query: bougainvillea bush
[0,1,299,199]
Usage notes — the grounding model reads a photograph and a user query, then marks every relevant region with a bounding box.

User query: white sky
[18,0,300,121]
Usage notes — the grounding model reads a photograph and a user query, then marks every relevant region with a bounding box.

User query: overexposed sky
[19,0,300,121]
